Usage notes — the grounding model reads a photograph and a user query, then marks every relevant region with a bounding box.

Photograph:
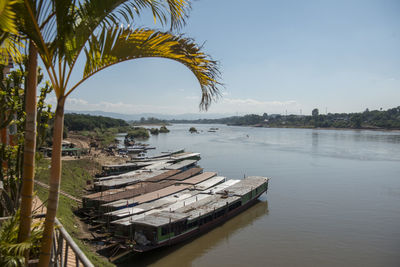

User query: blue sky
[54,0,400,116]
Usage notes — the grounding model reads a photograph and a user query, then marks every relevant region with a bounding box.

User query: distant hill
[65,110,232,121]
[64,113,128,131]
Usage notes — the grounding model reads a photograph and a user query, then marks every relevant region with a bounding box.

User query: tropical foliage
[0,0,23,65]
[0,63,52,217]
[4,1,221,265]
[0,211,43,267]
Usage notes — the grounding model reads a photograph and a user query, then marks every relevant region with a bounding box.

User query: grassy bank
[35,159,115,267]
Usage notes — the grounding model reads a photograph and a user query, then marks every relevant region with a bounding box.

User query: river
[119,124,400,267]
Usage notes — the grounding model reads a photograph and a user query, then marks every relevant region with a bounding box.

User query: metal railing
[51,218,94,267]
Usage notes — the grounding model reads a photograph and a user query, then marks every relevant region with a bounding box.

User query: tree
[12,1,221,265]
[0,60,52,265]
[1,2,42,255]
[312,108,319,117]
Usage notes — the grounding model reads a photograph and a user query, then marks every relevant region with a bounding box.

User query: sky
[48,0,400,116]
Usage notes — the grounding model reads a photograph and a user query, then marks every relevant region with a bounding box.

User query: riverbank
[35,158,116,267]
[226,124,400,132]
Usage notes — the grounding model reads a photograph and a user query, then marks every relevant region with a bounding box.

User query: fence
[51,218,94,267]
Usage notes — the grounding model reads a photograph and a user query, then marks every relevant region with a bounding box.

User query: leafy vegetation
[126,127,150,139]
[137,117,168,125]
[0,63,53,217]
[64,113,128,132]
[189,127,198,133]
[149,128,159,135]
[0,211,43,267]
[159,125,170,133]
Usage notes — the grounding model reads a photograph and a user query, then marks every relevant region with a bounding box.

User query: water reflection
[311,131,319,152]
[118,199,269,267]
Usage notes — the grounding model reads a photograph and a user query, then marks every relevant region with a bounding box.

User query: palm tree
[1,2,39,261]
[13,1,221,265]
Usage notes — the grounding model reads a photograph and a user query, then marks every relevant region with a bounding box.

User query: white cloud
[57,95,301,115]
[62,97,196,114]
[67,97,89,106]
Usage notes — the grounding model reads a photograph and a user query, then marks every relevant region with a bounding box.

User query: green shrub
[149,128,159,135]
[126,127,149,139]
[159,125,170,133]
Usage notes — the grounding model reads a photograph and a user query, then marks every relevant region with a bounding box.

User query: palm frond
[0,0,21,35]
[13,1,52,67]
[71,27,221,109]
[0,32,23,65]
[64,0,189,69]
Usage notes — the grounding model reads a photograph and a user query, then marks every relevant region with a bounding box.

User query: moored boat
[110,176,269,259]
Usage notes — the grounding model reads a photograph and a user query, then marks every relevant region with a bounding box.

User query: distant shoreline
[230,124,400,132]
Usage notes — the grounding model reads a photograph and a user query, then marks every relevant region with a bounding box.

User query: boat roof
[192,176,225,190]
[95,169,142,182]
[110,178,231,225]
[143,161,172,170]
[130,211,189,228]
[219,176,269,197]
[170,152,201,161]
[112,192,210,226]
[165,167,203,181]
[177,172,216,185]
[110,177,270,228]
[129,195,240,227]
[142,169,181,182]
[180,196,241,222]
[83,188,125,200]
[92,180,176,203]
[102,184,190,209]
[165,160,198,170]
[94,170,167,188]
[200,179,240,195]
[106,190,198,219]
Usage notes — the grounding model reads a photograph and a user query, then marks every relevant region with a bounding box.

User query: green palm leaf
[64,0,190,76]
[0,0,21,35]
[75,27,220,109]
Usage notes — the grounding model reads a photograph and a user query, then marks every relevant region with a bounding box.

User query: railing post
[64,243,69,267]
[56,230,64,267]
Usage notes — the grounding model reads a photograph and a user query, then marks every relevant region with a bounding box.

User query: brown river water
[118,124,400,267]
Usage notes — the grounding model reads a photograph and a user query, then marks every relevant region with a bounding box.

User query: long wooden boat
[110,176,269,260]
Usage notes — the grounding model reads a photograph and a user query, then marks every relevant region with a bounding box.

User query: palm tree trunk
[38,96,65,267]
[18,41,37,250]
